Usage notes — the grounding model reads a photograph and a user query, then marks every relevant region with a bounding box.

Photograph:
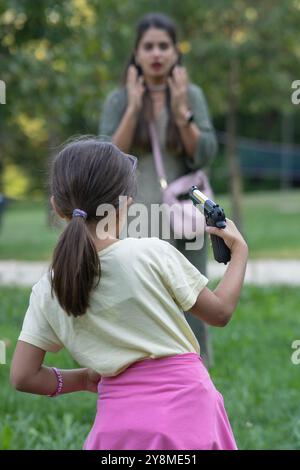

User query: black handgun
[189,186,231,264]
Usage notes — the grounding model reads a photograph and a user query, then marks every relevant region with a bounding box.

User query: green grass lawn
[219,189,300,260]
[0,200,62,261]
[0,189,299,261]
[1,284,300,450]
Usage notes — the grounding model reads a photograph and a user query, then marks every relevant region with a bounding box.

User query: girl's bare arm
[189,219,248,327]
[10,341,100,395]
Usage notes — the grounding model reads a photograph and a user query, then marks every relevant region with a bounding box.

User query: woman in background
[99,12,218,367]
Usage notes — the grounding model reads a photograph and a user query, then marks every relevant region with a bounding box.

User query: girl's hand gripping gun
[189,186,231,264]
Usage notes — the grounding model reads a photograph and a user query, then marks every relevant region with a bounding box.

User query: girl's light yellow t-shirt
[19,237,208,376]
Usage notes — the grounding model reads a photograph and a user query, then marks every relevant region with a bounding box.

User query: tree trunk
[280,112,294,190]
[46,126,61,228]
[226,55,243,232]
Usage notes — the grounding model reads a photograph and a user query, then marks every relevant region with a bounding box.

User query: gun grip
[210,233,231,264]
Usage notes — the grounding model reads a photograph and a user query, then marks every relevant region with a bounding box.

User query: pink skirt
[83,352,237,450]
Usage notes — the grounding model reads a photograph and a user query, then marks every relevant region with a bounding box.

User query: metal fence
[217,132,300,186]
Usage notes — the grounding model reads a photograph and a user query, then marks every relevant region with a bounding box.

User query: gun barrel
[190,187,209,205]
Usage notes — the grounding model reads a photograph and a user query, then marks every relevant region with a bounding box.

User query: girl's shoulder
[32,270,51,294]
[29,270,56,313]
[109,237,171,263]
[116,236,168,254]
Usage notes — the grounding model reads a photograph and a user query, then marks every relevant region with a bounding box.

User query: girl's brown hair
[121,13,184,153]
[49,138,137,317]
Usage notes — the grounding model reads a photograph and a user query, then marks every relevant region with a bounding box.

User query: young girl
[11,138,248,450]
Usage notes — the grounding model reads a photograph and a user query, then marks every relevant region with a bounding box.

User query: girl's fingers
[205,218,245,250]
[205,218,233,236]
[205,226,224,236]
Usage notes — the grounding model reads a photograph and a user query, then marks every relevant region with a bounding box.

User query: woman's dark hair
[122,13,184,153]
[49,138,137,317]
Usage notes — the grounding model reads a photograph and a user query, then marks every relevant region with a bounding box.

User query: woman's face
[135,27,178,79]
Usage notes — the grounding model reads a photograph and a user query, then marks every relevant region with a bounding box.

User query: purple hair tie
[72,208,87,219]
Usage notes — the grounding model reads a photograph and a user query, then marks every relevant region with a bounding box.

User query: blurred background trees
[1,0,300,207]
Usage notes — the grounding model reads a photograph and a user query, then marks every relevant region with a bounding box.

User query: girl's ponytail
[49,138,136,317]
[51,213,100,317]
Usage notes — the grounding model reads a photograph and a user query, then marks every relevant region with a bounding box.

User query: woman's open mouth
[151,63,163,71]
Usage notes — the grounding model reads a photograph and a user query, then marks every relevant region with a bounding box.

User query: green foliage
[0,199,59,260]
[1,284,300,449]
[1,1,300,193]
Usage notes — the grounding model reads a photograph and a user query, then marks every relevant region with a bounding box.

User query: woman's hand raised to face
[167,66,189,122]
[126,65,146,115]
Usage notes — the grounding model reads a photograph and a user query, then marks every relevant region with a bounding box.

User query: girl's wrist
[48,367,64,397]
[231,241,248,258]
[81,368,90,391]
[48,368,89,396]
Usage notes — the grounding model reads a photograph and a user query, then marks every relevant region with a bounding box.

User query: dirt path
[1,260,300,287]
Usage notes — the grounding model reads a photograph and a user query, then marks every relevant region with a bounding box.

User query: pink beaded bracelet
[48,367,63,397]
